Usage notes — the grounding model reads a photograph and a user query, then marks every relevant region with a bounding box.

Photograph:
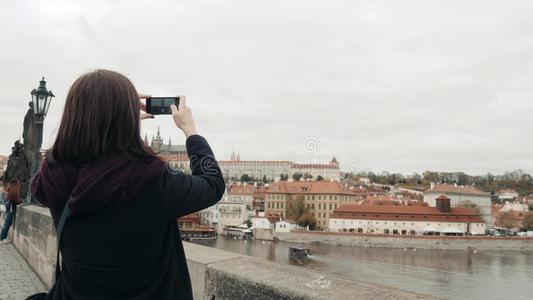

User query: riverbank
[272,230,533,251]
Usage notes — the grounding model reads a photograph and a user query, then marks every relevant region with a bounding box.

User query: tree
[262,175,268,183]
[303,173,313,180]
[292,172,303,181]
[498,211,517,229]
[522,213,533,230]
[244,219,252,228]
[298,212,316,230]
[316,175,324,181]
[280,174,289,181]
[240,174,251,182]
[286,196,306,221]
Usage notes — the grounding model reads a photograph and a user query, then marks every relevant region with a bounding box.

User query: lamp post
[29,77,54,203]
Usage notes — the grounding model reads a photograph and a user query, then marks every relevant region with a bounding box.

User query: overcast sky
[1,0,532,175]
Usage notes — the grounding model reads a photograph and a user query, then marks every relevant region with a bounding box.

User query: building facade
[329,195,485,235]
[424,183,492,226]
[265,180,360,230]
[219,156,341,181]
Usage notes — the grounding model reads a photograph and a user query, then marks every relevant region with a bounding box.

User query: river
[192,236,533,300]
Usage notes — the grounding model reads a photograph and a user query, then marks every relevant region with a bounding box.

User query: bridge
[0,205,434,299]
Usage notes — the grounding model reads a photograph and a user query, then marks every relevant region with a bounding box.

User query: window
[401,230,407,235]
[393,230,399,234]
[357,228,363,233]
[384,229,390,234]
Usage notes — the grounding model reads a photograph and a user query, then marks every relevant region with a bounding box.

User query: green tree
[316,175,324,181]
[262,175,268,183]
[240,174,251,182]
[298,212,316,230]
[292,172,303,181]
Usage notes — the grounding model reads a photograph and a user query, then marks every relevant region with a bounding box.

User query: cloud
[1,0,532,175]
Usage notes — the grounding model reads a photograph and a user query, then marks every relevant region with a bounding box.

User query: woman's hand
[171,96,198,138]
[139,94,154,120]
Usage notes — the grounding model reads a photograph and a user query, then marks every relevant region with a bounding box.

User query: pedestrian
[1,179,22,243]
[30,69,225,299]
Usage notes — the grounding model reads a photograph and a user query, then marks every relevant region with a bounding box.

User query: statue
[0,140,31,199]
[23,101,36,171]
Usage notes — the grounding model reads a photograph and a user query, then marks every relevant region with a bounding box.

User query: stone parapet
[11,205,434,299]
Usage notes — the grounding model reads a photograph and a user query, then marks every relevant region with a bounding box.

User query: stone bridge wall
[9,205,433,299]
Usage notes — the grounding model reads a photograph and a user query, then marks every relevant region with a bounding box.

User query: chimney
[436,195,451,212]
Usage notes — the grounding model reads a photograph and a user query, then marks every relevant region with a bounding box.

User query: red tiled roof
[228,184,256,195]
[425,184,489,196]
[331,204,483,223]
[436,194,451,201]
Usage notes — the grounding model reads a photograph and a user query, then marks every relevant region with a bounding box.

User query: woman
[1,180,22,243]
[31,70,225,299]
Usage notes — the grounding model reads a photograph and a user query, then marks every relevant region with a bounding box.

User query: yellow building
[265,180,360,230]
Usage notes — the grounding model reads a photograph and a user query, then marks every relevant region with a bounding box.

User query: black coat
[46,135,225,300]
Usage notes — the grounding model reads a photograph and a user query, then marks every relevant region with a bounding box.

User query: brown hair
[6,180,21,204]
[51,70,155,165]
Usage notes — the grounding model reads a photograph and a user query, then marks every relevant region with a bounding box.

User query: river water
[192,236,533,300]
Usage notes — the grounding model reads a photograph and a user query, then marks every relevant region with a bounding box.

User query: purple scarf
[31,154,166,216]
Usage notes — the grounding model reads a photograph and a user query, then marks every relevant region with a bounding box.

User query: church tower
[151,127,163,152]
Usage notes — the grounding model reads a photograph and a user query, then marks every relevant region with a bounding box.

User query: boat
[289,247,311,257]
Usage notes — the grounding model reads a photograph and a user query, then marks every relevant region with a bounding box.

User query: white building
[218,201,247,228]
[228,183,256,220]
[199,204,220,227]
[497,189,519,202]
[424,183,492,226]
[219,156,341,181]
[199,189,227,227]
[252,212,273,230]
[274,220,302,233]
[329,195,486,236]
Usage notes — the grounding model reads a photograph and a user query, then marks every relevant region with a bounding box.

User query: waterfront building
[274,220,303,232]
[199,203,220,227]
[265,180,360,230]
[424,183,492,226]
[252,185,269,212]
[329,195,485,235]
[252,212,274,230]
[218,201,247,228]
[228,183,256,220]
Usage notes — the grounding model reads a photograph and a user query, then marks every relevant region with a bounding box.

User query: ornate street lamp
[28,77,54,203]
[31,77,54,125]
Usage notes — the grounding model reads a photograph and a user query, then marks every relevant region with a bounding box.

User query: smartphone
[145,97,181,115]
